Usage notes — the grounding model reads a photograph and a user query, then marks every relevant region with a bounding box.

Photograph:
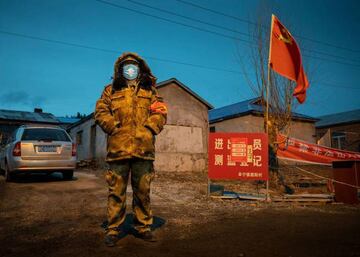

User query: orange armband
[150,101,167,115]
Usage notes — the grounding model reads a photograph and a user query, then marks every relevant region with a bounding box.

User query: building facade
[209,98,318,143]
[68,78,213,172]
[316,109,360,152]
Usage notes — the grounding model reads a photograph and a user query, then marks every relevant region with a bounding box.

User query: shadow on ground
[5,172,78,183]
[101,213,166,239]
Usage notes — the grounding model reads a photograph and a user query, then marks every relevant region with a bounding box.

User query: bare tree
[237,13,302,195]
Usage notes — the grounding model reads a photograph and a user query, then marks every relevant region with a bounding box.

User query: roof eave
[210,110,317,124]
[67,113,94,130]
[316,120,360,129]
[156,78,214,110]
[209,110,254,124]
[0,118,60,124]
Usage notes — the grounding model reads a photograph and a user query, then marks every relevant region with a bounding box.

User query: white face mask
[122,64,139,80]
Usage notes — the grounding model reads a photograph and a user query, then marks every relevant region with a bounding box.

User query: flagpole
[267,14,275,134]
[265,14,275,202]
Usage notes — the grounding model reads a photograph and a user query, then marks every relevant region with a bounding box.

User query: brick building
[316,109,360,152]
[209,98,318,143]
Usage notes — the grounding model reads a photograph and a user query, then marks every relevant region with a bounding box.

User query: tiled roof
[316,109,360,128]
[0,109,59,124]
[56,117,81,124]
[209,97,317,123]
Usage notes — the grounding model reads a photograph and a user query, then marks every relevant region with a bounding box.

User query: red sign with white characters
[208,133,269,180]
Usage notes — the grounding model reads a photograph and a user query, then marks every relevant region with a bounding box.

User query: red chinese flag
[269,15,309,104]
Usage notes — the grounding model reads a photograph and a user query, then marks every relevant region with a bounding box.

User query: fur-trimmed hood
[112,52,156,90]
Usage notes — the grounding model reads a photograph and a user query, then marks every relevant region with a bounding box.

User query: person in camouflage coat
[94,52,167,246]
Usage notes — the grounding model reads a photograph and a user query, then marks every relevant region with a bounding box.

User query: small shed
[209,98,318,143]
[68,78,213,172]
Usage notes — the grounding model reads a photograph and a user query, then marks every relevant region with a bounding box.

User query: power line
[295,34,360,54]
[314,81,360,90]
[125,0,250,38]
[175,0,258,26]
[303,53,360,68]
[175,0,360,54]
[0,30,118,54]
[0,30,243,74]
[127,0,360,64]
[94,0,252,44]
[302,48,360,64]
[302,54,360,67]
[95,0,360,68]
[142,56,243,74]
[1,29,359,91]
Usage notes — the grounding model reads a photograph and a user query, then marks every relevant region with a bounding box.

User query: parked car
[0,125,77,181]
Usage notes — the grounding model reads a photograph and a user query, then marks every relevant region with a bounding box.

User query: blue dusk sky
[0,0,359,118]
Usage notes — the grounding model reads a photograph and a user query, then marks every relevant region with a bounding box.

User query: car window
[21,128,71,142]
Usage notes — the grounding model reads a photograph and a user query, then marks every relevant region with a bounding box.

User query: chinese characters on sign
[230,138,248,162]
[209,133,269,180]
[277,134,360,165]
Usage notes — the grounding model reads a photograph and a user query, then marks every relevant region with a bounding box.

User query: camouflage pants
[105,158,154,236]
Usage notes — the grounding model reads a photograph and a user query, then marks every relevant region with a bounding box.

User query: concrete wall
[288,120,316,143]
[155,82,209,172]
[210,115,264,133]
[154,125,206,172]
[210,114,316,143]
[69,81,210,173]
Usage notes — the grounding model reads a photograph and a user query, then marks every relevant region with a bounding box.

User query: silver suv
[0,125,76,181]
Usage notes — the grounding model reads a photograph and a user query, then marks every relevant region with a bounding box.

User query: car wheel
[5,163,13,182]
[62,170,74,180]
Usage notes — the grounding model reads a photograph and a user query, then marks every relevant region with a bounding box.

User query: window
[22,128,71,142]
[210,126,216,133]
[331,132,346,150]
[76,130,83,145]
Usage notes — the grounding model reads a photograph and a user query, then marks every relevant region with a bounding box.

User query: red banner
[277,134,360,165]
[209,133,269,180]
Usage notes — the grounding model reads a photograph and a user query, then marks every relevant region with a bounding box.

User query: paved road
[0,171,360,257]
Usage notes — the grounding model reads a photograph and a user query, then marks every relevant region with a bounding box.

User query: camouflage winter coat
[94,53,167,162]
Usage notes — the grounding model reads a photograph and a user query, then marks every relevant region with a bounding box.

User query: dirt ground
[0,169,359,257]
